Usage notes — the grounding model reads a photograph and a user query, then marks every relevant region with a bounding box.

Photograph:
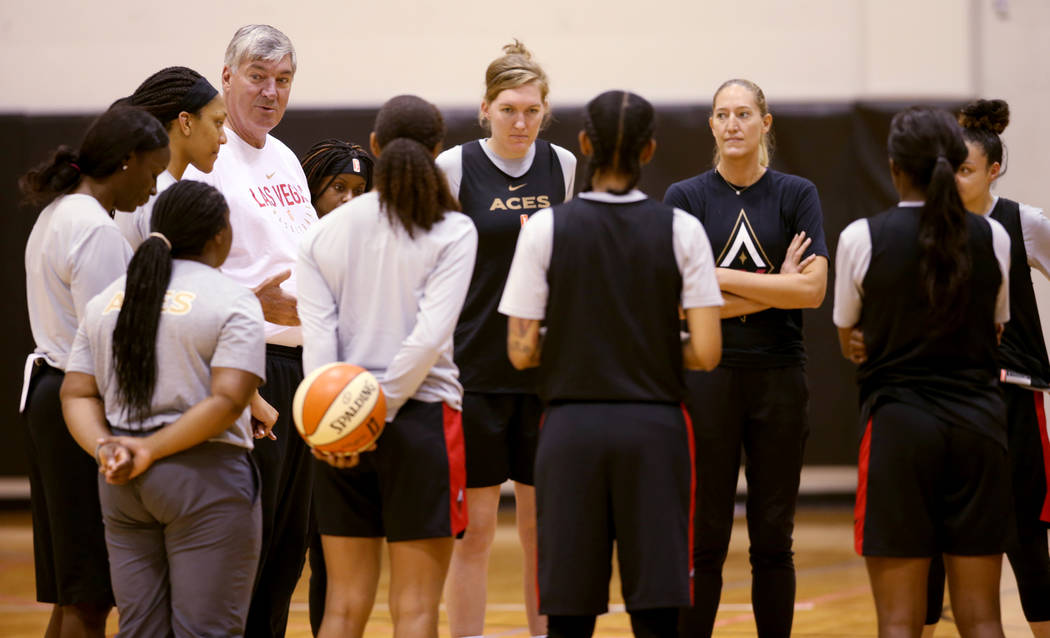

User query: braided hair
[112,180,229,425]
[19,106,168,207]
[372,95,459,238]
[581,90,655,194]
[888,106,971,331]
[300,139,374,205]
[117,66,219,130]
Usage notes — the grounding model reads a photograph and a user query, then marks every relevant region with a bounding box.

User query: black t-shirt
[664,169,828,367]
[454,140,566,392]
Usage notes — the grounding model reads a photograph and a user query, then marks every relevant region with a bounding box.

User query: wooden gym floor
[0,504,1037,637]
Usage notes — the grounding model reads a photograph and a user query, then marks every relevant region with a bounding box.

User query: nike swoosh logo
[266,172,276,179]
[508,183,527,192]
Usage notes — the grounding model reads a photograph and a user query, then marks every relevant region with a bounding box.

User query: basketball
[292,362,387,454]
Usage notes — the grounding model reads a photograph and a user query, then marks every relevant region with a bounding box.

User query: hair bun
[502,39,532,59]
[958,99,1009,134]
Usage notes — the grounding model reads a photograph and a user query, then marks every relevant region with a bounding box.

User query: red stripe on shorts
[443,404,468,536]
[1032,392,1050,523]
[681,404,697,605]
[854,417,873,555]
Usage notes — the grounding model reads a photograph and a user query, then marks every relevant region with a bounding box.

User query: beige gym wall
[3,0,1047,322]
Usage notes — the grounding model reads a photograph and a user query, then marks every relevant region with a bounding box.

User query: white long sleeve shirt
[297,192,477,420]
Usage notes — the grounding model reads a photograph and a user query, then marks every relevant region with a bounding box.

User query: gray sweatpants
[99,441,261,638]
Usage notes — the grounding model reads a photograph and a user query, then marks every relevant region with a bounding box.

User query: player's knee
[749,547,795,571]
[62,602,111,628]
[389,594,437,627]
[460,516,498,551]
[694,546,730,570]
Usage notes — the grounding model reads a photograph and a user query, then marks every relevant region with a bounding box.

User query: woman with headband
[301,139,374,218]
[20,105,169,638]
[299,138,375,635]
[62,180,266,637]
[115,66,228,248]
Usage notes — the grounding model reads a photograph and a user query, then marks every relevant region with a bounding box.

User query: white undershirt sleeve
[381,223,478,419]
[553,145,577,200]
[673,210,723,308]
[1020,203,1050,280]
[498,209,554,320]
[988,217,1012,324]
[832,219,871,328]
[435,146,463,200]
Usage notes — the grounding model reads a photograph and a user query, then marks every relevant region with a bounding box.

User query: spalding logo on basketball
[292,363,387,454]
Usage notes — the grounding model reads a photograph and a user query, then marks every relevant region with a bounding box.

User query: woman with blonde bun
[437,40,576,638]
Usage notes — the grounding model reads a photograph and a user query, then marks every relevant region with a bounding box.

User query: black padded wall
[0,101,956,474]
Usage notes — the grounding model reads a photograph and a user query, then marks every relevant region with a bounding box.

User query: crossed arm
[718,231,828,318]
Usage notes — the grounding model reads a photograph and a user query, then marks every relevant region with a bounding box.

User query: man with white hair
[183,24,317,638]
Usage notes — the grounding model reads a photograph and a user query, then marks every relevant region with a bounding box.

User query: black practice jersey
[540,196,683,403]
[858,206,1006,446]
[990,197,1050,380]
[454,140,566,392]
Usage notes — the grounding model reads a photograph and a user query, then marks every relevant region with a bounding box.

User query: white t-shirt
[297,191,478,420]
[67,259,266,449]
[437,139,577,200]
[993,197,1050,277]
[184,127,318,346]
[498,190,724,319]
[24,193,132,370]
[113,170,177,249]
[833,202,1011,328]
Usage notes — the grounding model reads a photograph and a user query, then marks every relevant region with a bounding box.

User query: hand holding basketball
[292,363,387,454]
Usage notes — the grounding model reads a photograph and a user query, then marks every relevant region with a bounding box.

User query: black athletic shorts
[855,399,1010,557]
[313,399,467,542]
[22,360,114,605]
[1003,384,1050,526]
[461,391,542,487]
[535,402,694,615]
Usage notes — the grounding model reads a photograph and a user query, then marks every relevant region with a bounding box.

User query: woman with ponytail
[436,40,576,638]
[61,179,266,637]
[301,139,374,218]
[921,99,1050,638]
[20,105,168,638]
[115,66,228,248]
[299,139,375,635]
[297,94,476,638]
[833,106,1012,637]
[499,89,723,638]
[665,79,828,637]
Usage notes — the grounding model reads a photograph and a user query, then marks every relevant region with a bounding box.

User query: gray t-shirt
[67,259,266,448]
